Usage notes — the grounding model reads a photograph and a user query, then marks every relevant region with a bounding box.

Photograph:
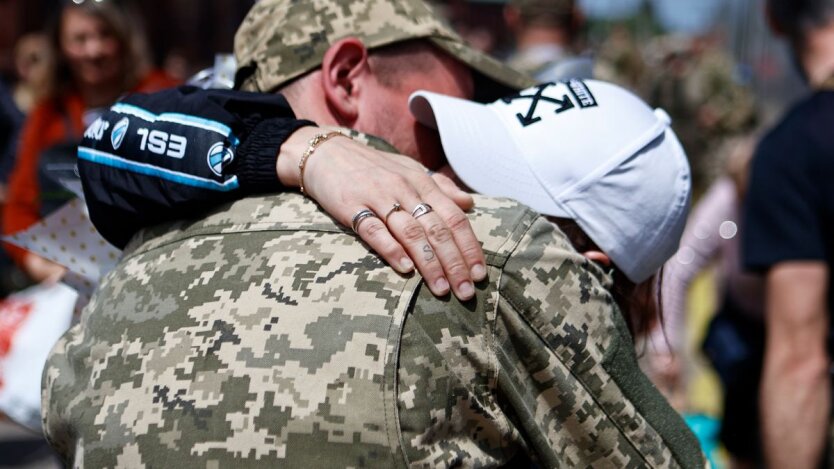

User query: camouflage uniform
[42,192,704,468]
[42,0,703,466]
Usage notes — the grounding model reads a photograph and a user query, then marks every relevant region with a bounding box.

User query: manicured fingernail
[400,257,414,272]
[458,281,474,299]
[434,278,450,294]
[470,264,486,281]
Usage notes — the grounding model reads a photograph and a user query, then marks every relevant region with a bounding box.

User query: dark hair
[768,0,834,44]
[511,0,577,31]
[367,40,441,89]
[44,1,149,100]
[552,218,662,340]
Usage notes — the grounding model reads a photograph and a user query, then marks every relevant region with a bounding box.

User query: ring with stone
[351,209,379,233]
[411,203,433,219]
[384,203,402,222]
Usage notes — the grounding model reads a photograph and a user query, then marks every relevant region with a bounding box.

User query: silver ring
[384,203,402,222]
[411,203,433,219]
[351,209,378,233]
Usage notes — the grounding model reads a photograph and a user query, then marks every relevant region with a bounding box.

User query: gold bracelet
[298,130,350,195]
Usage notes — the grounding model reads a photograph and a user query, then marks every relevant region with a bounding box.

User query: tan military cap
[234,0,534,97]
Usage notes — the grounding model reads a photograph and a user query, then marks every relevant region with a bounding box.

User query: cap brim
[429,37,535,102]
[410,90,565,217]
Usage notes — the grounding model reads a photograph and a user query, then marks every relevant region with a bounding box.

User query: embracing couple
[42,0,702,467]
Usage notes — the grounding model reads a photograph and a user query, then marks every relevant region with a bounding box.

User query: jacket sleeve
[78,86,314,248]
[497,217,705,468]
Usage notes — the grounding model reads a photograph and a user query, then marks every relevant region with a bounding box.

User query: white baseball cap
[409,79,691,283]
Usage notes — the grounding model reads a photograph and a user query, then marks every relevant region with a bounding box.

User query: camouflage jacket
[42,193,704,468]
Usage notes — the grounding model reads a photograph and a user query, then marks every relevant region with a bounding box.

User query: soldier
[503,0,594,81]
[42,0,704,466]
[646,34,757,196]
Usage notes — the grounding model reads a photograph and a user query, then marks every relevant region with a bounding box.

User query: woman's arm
[79,86,484,299]
[78,86,311,248]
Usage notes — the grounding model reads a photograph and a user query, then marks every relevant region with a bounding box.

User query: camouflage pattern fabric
[233,0,533,95]
[646,38,757,195]
[42,192,705,468]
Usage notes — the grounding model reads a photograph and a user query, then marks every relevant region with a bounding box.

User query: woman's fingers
[424,199,486,283]
[413,170,486,283]
[384,209,453,297]
[296,137,486,299]
[403,205,474,299]
[361,175,483,300]
[350,209,415,274]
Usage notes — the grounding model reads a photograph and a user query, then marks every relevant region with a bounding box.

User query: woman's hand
[277,126,486,301]
[23,253,66,284]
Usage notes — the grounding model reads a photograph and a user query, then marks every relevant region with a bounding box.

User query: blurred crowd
[0,0,829,468]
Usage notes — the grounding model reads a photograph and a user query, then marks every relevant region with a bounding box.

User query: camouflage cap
[234,0,534,97]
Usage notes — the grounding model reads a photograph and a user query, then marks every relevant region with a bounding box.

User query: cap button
[654,108,672,125]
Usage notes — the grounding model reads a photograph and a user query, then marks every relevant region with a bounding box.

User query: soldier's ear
[321,38,370,124]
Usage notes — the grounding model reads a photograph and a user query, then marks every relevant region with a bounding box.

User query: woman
[3,0,178,282]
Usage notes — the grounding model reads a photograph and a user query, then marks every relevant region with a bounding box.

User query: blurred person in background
[503,0,593,81]
[647,33,758,197]
[0,33,50,206]
[593,25,646,94]
[162,48,191,83]
[649,135,764,468]
[2,0,178,283]
[0,33,51,297]
[439,0,504,55]
[11,33,50,115]
[743,0,834,467]
[0,114,20,196]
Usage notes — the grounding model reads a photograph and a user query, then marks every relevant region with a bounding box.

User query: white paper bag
[0,282,77,431]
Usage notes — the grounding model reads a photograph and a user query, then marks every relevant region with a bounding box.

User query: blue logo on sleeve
[110,117,130,150]
[207,142,235,177]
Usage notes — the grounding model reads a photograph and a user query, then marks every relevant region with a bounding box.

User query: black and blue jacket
[78,86,312,248]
